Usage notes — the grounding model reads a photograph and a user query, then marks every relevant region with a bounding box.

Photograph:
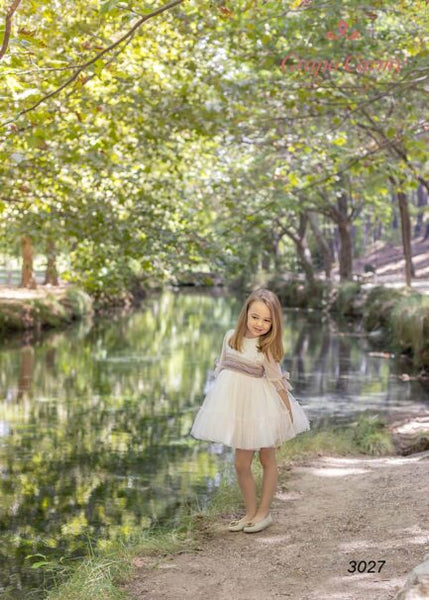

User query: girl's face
[245,300,273,338]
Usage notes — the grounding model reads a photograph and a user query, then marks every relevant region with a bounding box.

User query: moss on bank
[0,286,93,335]
[390,292,429,367]
[361,286,429,368]
[42,414,394,600]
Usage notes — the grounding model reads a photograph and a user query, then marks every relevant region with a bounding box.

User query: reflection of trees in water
[0,292,230,598]
[17,345,34,401]
[336,335,352,395]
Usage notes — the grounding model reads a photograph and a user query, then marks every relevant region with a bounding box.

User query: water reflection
[0,288,428,598]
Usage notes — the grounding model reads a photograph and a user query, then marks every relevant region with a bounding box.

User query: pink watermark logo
[326,19,360,41]
[280,18,407,79]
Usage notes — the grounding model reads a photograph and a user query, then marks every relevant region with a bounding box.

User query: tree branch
[1,0,185,128]
[0,0,22,61]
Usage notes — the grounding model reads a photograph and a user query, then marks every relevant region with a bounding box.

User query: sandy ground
[123,451,429,600]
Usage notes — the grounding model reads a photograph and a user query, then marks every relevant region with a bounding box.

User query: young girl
[190,287,311,533]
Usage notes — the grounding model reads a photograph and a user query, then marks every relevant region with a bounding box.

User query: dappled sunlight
[254,533,291,546]
[316,454,426,466]
[372,533,429,549]
[274,490,303,502]
[296,465,370,477]
[395,420,429,434]
[338,530,429,552]
[311,574,407,600]
[293,452,429,478]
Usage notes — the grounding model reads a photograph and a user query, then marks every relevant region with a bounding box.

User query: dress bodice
[225,331,264,363]
[213,329,293,393]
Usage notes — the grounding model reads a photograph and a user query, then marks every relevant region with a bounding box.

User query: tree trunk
[271,230,282,272]
[415,183,428,238]
[337,190,353,281]
[391,191,399,230]
[43,238,59,285]
[375,218,383,241]
[397,191,414,286]
[308,211,333,279]
[338,221,353,281]
[20,235,37,289]
[280,213,316,286]
[295,238,315,286]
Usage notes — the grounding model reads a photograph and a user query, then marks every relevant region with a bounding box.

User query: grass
[43,413,394,600]
[0,287,92,334]
[390,292,429,367]
[333,281,363,316]
[361,286,429,367]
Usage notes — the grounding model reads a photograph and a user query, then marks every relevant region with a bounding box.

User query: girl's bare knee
[234,449,254,474]
[258,447,276,468]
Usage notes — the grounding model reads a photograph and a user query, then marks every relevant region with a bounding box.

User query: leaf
[100,0,118,14]
[31,561,51,569]
[288,173,300,186]
[92,59,104,78]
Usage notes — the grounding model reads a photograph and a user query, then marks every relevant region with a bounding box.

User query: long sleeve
[213,329,232,378]
[263,352,293,394]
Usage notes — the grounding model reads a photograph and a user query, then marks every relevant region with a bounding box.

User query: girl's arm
[213,329,232,378]
[263,353,294,421]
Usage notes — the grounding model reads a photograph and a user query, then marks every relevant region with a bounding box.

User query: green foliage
[268,276,332,310]
[362,286,429,365]
[279,414,394,457]
[362,286,405,335]
[350,414,395,456]
[62,287,94,317]
[333,282,363,316]
[390,292,429,366]
[0,289,92,334]
[45,553,131,600]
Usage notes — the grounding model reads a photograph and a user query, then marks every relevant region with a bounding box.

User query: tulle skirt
[190,368,311,451]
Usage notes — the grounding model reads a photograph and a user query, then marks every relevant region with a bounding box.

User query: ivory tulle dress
[190,329,311,450]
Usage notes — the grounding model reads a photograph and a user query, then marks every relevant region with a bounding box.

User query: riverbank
[2,277,429,374]
[263,278,429,373]
[42,413,429,600]
[0,284,93,335]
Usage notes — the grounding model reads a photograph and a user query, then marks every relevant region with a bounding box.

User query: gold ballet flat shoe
[228,516,253,532]
[243,513,273,533]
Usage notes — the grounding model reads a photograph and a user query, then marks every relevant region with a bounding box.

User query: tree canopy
[1,0,428,297]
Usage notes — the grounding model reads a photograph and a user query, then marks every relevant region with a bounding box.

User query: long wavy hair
[228,288,284,362]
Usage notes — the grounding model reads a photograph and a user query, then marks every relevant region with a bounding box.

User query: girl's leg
[252,447,278,522]
[234,449,257,519]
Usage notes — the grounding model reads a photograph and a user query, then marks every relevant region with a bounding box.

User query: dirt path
[124,451,429,600]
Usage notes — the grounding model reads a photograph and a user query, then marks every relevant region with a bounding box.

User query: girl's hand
[278,389,294,423]
[284,395,294,424]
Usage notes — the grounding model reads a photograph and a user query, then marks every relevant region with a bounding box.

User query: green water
[0,288,427,598]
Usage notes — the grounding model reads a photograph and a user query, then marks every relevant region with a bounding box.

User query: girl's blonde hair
[229,288,284,362]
